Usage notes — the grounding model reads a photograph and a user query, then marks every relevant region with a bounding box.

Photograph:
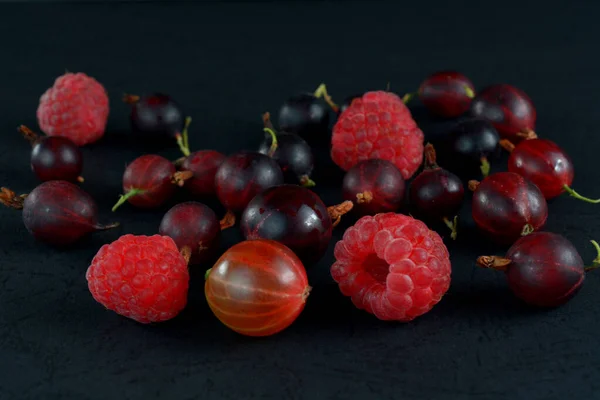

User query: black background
[2,1,600,399]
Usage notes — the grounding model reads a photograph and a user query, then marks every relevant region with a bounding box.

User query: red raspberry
[37,72,109,146]
[331,213,451,321]
[331,91,424,180]
[86,234,190,324]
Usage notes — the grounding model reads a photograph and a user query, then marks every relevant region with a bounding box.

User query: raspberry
[331,91,424,179]
[86,234,190,324]
[37,72,109,146]
[331,213,451,321]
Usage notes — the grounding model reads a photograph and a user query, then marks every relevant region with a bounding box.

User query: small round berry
[179,150,226,198]
[413,71,475,118]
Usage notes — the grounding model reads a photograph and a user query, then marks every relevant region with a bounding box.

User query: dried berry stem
[356,191,373,204]
[262,112,275,130]
[17,125,40,146]
[122,94,140,104]
[180,246,192,266]
[516,129,538,140]
[585,240,600,271]
[111,188,146,212]
[301,285,312,302]
[171,170,194,187]
[442,216,458,240]
[220,210,236,230]
[77,176,85,183]
[499,139,515,152]
[468,180,480,191]
[563,185,600,204]
[314,83,339,113]
[264,128,278,157]
[0,187,27,210]
[299,175,316,187]
[480,156,490,177]
[476,256,512,271]
[327,200,353,228]
[423,143,439,169]
[175,117,192,157]
[521,224,534,236]
[93,222,120,231]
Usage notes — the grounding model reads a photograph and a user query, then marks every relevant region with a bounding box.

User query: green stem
[521,224,534,236]
[264,127,278,157]
[313,83,339,113]
[299,175,316,187]
[465,86,475,98]
[204,268,212,280]
[402,92,415,104]
[480,156,490,178]
[112,188,146,212]
[585,240,600,271]
[443,216,458,240]
[563,185,600,204]
[183,116,191,152]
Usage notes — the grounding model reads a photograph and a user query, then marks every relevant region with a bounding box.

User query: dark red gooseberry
[470,84,536,140]
[502,138,599,203]
[214,152,284,215]
[342,158,405,216]
[112,154,192,211]
[0,181,119,246]
[477,232,600,307]
[469,172,548,244]
[159,202,221,265]
[404,71,475,118]
[177,150,226,198]
[409,144,464,239]
[18,125,83,183]
[240,184,353,265]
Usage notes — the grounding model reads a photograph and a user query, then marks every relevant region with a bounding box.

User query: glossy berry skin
[215,152,284,213]
[159,202,221,265]
[86,234,189,323]
[278,93,329,141]
[470,84,536,139]
[130,93,184,137]
[15,181,117,246]
[507,139,574,199]
[30,136,83,183]
[418,71,475,118]
[331,213,451,321]
[122,155,177,208]
[444,119,500,176]
[205,239,310,337]
[471,172,548,244]
[479,232,585,307]
[258,132,314,185]
[342,159,405,216]
[179,150,226,198]
[409,168,464,220]
[241,185,331,265]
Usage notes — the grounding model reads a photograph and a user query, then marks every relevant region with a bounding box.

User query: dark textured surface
[1,1,600,399]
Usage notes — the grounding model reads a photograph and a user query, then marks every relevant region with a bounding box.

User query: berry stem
[264,128,279,157]
[122,94,140,104]
[175,117,192,157]
[220,210,236,230]
[563,185,600,204]
[173,156,187,167]
[423,143,439,169]
[171,170,194,187]
[301,285,312,302]
[442,216,458,240]
[356,191,373,204]
[204,268,212,280]
[93,222,120,231]
[17,125,40,146]
[299,175,316,187]
[468,180,480,191]
[516,129,537,140]
[476,255,512,271]
[402,93,415,104]
[386,81,391,92]
[0,187,27,210]
[521,224,534,236]
[180,246,192,266]
[584,240,600,271]
[262,112,275,130]
[465,86,475,98]
[327,200,354,228]
[499,139,515,153]
[314,83,339,113]
[480,156,490,178]
[112,188,146,212]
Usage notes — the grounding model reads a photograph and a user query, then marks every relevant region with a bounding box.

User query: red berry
[205,239,310,337]
[86,234,190,323]
[18,125,83,183]
[214,152,284,214]
[342,159,405,216]
[178,150,226,198]
[331,213,451,321]
[469,172,548,244]
[477,232,600,307]
[0,182,119,246]
[503,137,599,203]
[158,202,221,265]
[410,71,475,118]
[331,91,424,180]
[112,155,192,211]
[240,184,353,265]
[36,72,109,146]
[470,84,536,140]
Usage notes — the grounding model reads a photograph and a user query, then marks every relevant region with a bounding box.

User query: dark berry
[470,84,536,140]
[0,182,119,246]
[477,232,600,307]
[214,152,284,215]
[470,172,548,244]
[409,144,464,240]
[18,125,83,183]
[342,159,405,216]
[177,150,226,198]
[240,184,353,265]
[159,202,221,265]
[405,71,475,118]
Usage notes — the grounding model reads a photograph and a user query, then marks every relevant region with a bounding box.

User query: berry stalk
[423,143,439,169]
[112,188,146,212]
[314,83,339,113]
[0,187,27,209]
[327,200,353,227]
[175,117,192,157]
[442,216,459,240]
[476,255,512,271]
[17,125,40,146]
[264,128,278,157]
[122,94,141,104]
[299,175,316,187]
[220,210,236,230]
[480,156,491,177]
[585,240,600,271]
[93,221,121,230]
[562,185,600,204]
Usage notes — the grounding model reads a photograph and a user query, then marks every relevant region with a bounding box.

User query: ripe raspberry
[86,234,190,324]
[331,91,424,179]
[37,72,109,146]
[331,213,451,321]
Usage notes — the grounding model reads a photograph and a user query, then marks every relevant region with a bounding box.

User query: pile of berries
[2,70,599,337]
